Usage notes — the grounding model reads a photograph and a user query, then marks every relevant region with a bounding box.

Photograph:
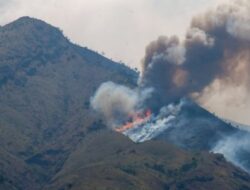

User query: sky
[2,0,250,125]
[0,0,229,68]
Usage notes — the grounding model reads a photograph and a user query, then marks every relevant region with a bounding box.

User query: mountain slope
[0,147,40,190]
[0,16,137,189]
[122,99,250,173]
[44,130,250,190]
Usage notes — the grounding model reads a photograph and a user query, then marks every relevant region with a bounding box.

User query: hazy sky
[0,0,229,68]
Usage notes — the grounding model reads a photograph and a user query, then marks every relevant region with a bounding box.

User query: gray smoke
[91,0,250,123]
[140,0,250,111]
[90,81,152,128]
[213,131,250,172]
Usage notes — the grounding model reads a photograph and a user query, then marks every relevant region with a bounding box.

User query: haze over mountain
[0,17,250,190]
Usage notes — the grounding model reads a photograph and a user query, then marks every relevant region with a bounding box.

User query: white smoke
[123,99,186,142]
[213,132,250,172]
[90,81,153,128]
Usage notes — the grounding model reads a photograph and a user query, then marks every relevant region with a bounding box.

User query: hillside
[45,130,250,190]
[0,17,250,190]
[121,98,250,173]
[0,16,137,189]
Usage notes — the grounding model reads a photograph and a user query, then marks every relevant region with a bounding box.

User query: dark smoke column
[140,0,250,112]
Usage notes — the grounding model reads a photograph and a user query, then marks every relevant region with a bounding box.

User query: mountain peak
[11,16,44,24]
[0,16,70,65]
[4,16,62,34]
[1,16,68,47]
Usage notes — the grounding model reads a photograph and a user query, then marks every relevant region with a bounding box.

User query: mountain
[44,130,250,190]
[123,99,250,173]
[125,99,236,150]
[0,16,137,189]
[0,17,250,190]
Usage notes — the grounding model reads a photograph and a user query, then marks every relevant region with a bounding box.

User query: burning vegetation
[115,109,152,133]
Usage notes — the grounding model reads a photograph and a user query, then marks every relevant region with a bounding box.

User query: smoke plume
[140,0,250,111]
[91,0,250,125]
[90,1,250,173]
[90,81,152,128]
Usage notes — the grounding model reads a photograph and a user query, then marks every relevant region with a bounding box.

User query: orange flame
[115,109,152,133]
